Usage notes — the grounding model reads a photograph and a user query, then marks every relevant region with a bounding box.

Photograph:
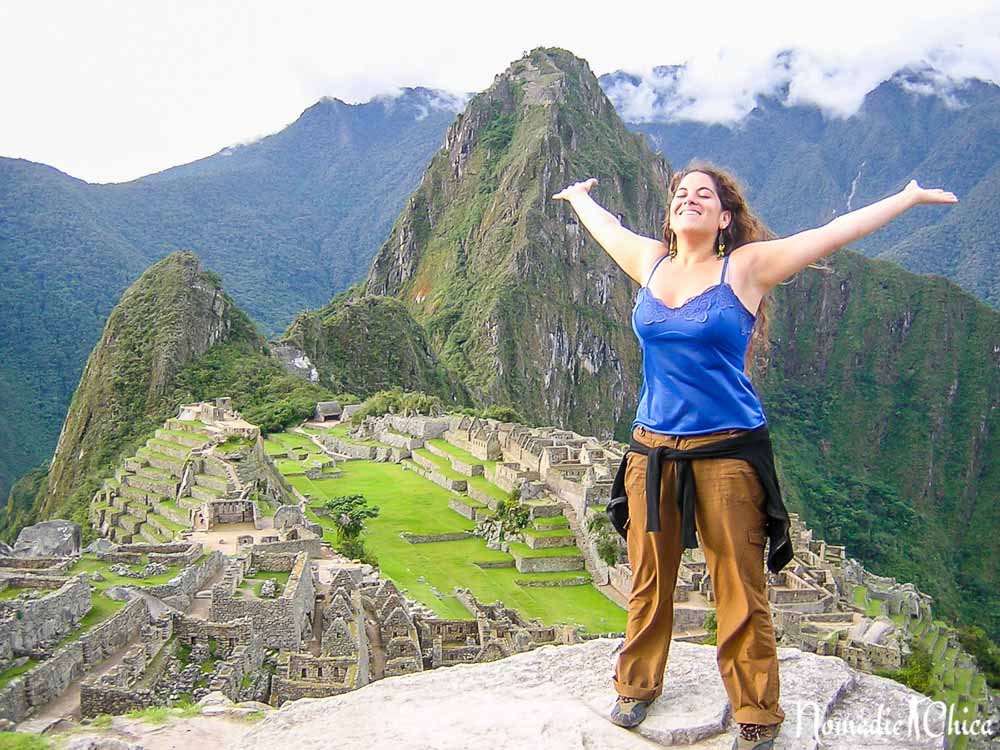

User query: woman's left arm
[745,180,958,292]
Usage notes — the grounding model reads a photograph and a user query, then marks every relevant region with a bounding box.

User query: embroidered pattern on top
[635,284,755,337]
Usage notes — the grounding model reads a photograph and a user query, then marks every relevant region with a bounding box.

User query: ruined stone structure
[89,400,268,546]
[209,550,316,651]
[6,406,995,734]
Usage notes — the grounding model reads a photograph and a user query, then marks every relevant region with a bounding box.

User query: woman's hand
[552,177,598,201]
[901,179,959,207]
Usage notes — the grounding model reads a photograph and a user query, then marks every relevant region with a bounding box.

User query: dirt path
[187,565,225,619]
[16,631,145,732]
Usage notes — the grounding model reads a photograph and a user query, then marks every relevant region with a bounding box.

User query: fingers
[551,178,598,200]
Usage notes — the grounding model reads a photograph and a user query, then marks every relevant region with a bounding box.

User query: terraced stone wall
[0,597,149,722]
[0,574,91,654]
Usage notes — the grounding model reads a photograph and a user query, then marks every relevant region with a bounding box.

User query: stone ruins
[1,399,995,739]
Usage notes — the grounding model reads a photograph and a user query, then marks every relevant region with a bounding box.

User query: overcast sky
[1,0,998,184]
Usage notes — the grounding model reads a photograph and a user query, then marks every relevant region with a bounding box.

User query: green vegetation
[0,733,54,750]
[703,611,718,646]
[348,388,445,426]
[759,249,1000,651]
[123,705,172,724]
[585,511,622,567]
[2,252,336,542]
[957,624,1000,689]
[876,642,933,694]
[321,493,381,565]
[0,658,39,691]
[474,488,530,546]
[269,432,623,633]
[241,569,292,598]
[278,298,472,407]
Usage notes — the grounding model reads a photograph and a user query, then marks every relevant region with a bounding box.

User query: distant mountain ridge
[0,86,460,506]
[2,250,334,533]
[599,62,1000,307]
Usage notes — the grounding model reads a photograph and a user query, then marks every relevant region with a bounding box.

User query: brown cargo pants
[612,424,785,726]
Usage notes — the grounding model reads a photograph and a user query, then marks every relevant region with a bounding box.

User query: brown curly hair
[660,160,778,377]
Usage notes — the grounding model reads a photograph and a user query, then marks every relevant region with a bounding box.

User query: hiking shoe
[609,694,652,728]
[731,722,782,749]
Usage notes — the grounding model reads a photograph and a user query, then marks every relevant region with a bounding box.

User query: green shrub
[349,388,443,426]
[703,611,718,646]
[875,642,933,695]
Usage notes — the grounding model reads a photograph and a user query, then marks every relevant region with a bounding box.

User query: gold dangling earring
[717,229,726,258]
[669,231,677,259]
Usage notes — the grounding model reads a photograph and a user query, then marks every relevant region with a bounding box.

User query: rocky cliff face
[20,251,263,528]
[758,249,1000,641]
[363,47,670,439]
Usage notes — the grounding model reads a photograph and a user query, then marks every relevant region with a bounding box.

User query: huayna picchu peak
[363,47,671,439]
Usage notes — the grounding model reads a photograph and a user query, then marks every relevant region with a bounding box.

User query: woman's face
[669,171,731,235]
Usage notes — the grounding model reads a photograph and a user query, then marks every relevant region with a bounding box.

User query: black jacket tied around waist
[607,425,794,574]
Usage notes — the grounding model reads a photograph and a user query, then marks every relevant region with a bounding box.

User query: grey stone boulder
[273,505,306,530]
[83,538,117,555]
[13,519,81,557]
[0,542,13,557]
[102,585,135,601]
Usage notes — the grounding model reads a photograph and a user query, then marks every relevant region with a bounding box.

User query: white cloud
[0,0,996,182]
[605,3,1000,125]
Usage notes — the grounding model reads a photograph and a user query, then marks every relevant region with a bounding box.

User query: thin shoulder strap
[720,252,730,284]
[643,253,670,287]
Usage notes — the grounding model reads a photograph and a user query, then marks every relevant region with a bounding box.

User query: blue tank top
[631,251,767,436]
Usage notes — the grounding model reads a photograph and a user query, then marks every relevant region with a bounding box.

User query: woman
[552,162,957,749]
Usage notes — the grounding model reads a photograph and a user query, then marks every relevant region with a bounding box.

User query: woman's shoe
[609,694,652,728]
[731,722,782,749]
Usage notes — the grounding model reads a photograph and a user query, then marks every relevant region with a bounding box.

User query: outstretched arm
[551,178,666,286]
[744,180,958,293]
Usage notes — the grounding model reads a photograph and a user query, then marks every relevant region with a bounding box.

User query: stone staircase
[89,418,229,543]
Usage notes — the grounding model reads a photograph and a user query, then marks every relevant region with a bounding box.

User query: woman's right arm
[552,178,666,286]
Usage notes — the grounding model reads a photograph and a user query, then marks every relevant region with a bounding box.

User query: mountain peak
[38,249,258,520]
[361,46,669,436]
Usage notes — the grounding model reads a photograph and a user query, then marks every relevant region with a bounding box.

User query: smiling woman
[551,160,957,742]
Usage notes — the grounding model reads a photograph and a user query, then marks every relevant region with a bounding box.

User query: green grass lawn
[262,438,289,456]
[507,541,583,559]
[274,458,307,474]
[412,448,467,481]
[426,438,498,473]
[240,570,292,597]
[0,585,29,601]
[0,657,39,690]
[467,475,509,503]
[264,439,625,635]
[269,432,323,453]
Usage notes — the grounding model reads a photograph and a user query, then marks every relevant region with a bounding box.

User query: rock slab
[240,638,950,749]
[13,520,81,557]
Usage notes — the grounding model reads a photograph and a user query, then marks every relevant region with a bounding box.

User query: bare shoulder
[628,235,671,286]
